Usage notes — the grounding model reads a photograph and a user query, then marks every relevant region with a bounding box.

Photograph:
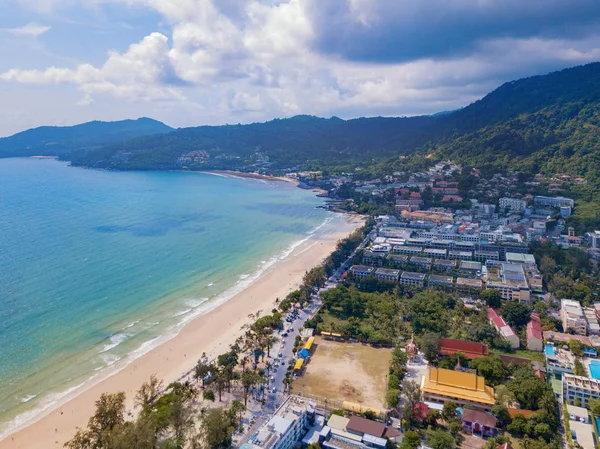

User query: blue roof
[298,348,310,359]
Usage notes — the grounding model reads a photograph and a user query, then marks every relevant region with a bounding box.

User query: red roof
[526,313,543,341]
[498,444,514,449]
[440,338,489,359]
[462,409,497,428]
[488,308,517,337]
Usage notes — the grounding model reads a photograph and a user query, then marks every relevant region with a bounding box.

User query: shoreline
[0,214,364,449]
[202,170,299,186]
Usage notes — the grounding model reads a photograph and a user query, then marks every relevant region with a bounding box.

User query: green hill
[0,117,173,159]
[70,62,600,175]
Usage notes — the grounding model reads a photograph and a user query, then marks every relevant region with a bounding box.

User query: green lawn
[490,348,545,362]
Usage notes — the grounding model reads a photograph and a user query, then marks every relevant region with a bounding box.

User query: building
[526,314,543,351]
[456,277,483,294]
[387,254,409,267]
[394,246,423,256]
[485,263,531,303]
[534,195,575,208]
[563,374,600,407]
[246,396,316,449]
[474,251,500,262]
[487,308,519,349]
[362,250,387,266]
[585,307,600,336]
[349,265,374,279]
[321,414,400,449]
[423,248,447,259]
[432,259,456,271]
[462,409,497,437]
[586,231,600,249]
[439,338,489,359]
[561,299,587,336]
[374,268,400,282]
[420,367,496,411]
[409,256,432,269]
[499,197,527,213]
[459,261,482,273]
[448,250,473,261]
[428,275,454,289]
[569,420,596,449]
[400,271,426,288]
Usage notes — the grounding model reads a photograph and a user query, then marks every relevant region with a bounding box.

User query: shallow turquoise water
[0,159,332,435]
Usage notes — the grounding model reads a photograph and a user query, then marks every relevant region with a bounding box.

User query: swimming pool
[545,344,556,356]
[589,360,600,379]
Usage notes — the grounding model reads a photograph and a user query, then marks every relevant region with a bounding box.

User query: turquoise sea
[0,158,334,438]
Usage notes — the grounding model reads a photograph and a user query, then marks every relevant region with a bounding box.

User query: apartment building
[561,299,588,336]
[485,263,531,303]
[499,197,527,212]
[428,275,454,289]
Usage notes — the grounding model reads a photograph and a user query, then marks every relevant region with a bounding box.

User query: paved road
[236,229,374,446]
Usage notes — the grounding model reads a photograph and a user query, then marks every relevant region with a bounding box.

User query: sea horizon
[0,158,337,439]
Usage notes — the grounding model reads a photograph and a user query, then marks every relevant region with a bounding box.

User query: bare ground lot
[291,337,392,410]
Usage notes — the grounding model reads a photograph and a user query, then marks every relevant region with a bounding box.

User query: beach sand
[0,214,364,449]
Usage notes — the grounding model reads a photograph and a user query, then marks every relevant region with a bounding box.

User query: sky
[2,1,600,136]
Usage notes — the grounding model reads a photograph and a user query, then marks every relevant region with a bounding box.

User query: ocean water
[0,158,334,437]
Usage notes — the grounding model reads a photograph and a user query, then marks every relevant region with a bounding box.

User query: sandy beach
[0,214,364,449]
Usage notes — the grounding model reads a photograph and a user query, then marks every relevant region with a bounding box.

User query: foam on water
[100,333,132,353]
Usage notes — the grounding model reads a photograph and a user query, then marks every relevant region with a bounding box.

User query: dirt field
[291,337,392,410]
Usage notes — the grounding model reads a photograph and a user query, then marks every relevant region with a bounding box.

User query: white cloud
[2,0,600,135]
[4,23,51,37]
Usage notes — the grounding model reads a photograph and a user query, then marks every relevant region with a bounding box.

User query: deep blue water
[0,158,332,435]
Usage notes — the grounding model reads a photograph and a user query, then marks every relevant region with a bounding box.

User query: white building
[350,265,374,279]
[246,396,316,449]
[587,231,600,249]
[499,197,527,213]
[375,268,400,282]
[561,299,587,336]
[564,374,600,408]
[534,195,575,208]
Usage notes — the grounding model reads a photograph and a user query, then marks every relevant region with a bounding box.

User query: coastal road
[236,229,373,446]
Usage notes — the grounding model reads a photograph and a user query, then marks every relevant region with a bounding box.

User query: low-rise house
[526,313,544,351]
[462,409,497,437]
[374,268,400,282]
[400,271,426,288]
[349,265,374,279]
[488,308,520,349]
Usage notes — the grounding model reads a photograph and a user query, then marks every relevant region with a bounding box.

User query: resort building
[499,197,528,213]
[394,246,423,256]
[561,299,587,336]
[456,277,483,295]
[487,308,520,349]
[439,338,489,359]
[534,195,574,208]
[432,259,456,271]
[245,396,316,449]
[423,248,447,259]
[374,268,400,282]
[409,256,432,269]
[563,374,600,408]
[420,367,496,412]
[485,263,531,303]
[448,250,473,261]
[526,313,544,351]
[362,250,387,266]
[474,251,500,263]
[428,275,454,289]
[387,254,409,267]
[349,265,374,279]
[459,261,482,274]
[400,271,426,288]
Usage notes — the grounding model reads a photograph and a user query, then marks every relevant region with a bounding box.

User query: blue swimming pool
[545,344,556,356]
[590,360,600,379]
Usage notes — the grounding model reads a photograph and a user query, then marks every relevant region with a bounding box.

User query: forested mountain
[0,118,172,159]
[62,62,600,181]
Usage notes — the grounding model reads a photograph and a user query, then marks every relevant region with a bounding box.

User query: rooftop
[401,271,426,280]
[440,338,489,359]
[420,367,495,406]
[346,415,386,438]
[462,409,497,428]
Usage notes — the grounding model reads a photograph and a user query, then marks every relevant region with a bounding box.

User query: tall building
[563,374,600,408]
[499,197,527,213]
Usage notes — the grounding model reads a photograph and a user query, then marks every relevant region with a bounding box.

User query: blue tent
[298,348,310,359]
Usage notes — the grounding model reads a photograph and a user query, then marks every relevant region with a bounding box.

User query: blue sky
[1,0,600,136]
